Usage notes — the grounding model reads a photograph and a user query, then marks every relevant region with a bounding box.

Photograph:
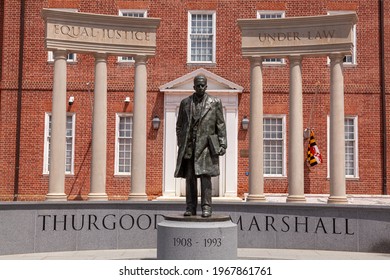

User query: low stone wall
[1,201,390,255]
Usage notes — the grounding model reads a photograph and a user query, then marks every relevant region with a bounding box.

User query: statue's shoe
[201,210,211,218]
[184,210,196,216]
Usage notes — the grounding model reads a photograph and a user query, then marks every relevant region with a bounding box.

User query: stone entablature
[41,9,161,201]
[237,13,358,204]
[41,9,160,56]
[238,13,357,57]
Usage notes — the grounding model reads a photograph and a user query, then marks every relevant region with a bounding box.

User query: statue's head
[193,75,207,98]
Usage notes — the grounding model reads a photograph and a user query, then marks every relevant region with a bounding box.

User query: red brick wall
[0,0,4,196]
[1,0,21,200]
[386,0,390,195]
[0,0,388,200]
[0,0,4,81]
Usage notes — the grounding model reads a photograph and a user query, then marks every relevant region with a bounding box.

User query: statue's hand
[219,147,226,156]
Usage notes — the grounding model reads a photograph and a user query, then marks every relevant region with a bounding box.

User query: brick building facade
[1,0,389,201]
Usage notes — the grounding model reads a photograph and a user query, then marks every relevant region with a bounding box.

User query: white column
[88,53,108,201]
[129,55,148,200]
[46,50,68,201]
[287,55,306,203]
[247,57,266,202]
[224,104,238,198]
[162,104,178,197]
[328,54,348,204]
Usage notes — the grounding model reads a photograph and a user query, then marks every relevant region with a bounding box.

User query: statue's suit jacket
[174,93,227,178]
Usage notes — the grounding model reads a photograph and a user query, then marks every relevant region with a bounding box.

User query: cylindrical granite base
[157,215,237,260]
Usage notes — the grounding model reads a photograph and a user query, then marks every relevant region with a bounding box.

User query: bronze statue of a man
[174,74,227,217]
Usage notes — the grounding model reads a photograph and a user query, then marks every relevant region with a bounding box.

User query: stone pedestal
[157,215,237,260]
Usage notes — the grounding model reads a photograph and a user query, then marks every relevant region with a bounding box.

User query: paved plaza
[1,248,390,260]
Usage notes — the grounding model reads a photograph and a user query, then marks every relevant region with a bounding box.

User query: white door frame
[162,92,238,199]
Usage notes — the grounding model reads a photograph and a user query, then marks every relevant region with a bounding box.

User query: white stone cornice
[238,13,357,58]
[241,43,354,58]
[41,9,161,29]
[42,9,160,57]
[238,13,357,29]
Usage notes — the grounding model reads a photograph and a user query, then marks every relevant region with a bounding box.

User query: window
[115,114,133,175]
[257,11,286,65]
[118,10,147,63]
[263,116,286,176]
[327,116,359,178]
[344,117,358,177]
[188,11,216,63]
[119,10,147,17]
[48,52,77,63]
[43,113,75,174]
[328,11,357,65]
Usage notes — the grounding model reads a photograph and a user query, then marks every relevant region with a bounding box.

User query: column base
[327,195,348,204]
[246,194,266,202]
[128,193,148,201]
[286,195,306,203]
[45,193,67,201]
[87,193,108,201]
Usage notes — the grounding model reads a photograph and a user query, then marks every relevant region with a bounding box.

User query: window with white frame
[344,117,358,177]
[263,116,286,176]
[188,11,216,63]
[115,114,133,175]
[118,10,147,63]
[257,11,286,65]
[43,113,75,174]
[328,11,357,65]
[119,9,147,17]
[47,9,77,63]
[48,52,77,63]
[327,116,359,178]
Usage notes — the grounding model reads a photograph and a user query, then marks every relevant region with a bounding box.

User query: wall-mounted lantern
[152,116,161,130]
[242,116,249,130]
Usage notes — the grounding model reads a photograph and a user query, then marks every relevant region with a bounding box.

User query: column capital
[134,55,148,65]
[52,49,68,60]
[288,55,302,64]
[94,52,107,61]
[329,53,345,63]
[249,56,263,66]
